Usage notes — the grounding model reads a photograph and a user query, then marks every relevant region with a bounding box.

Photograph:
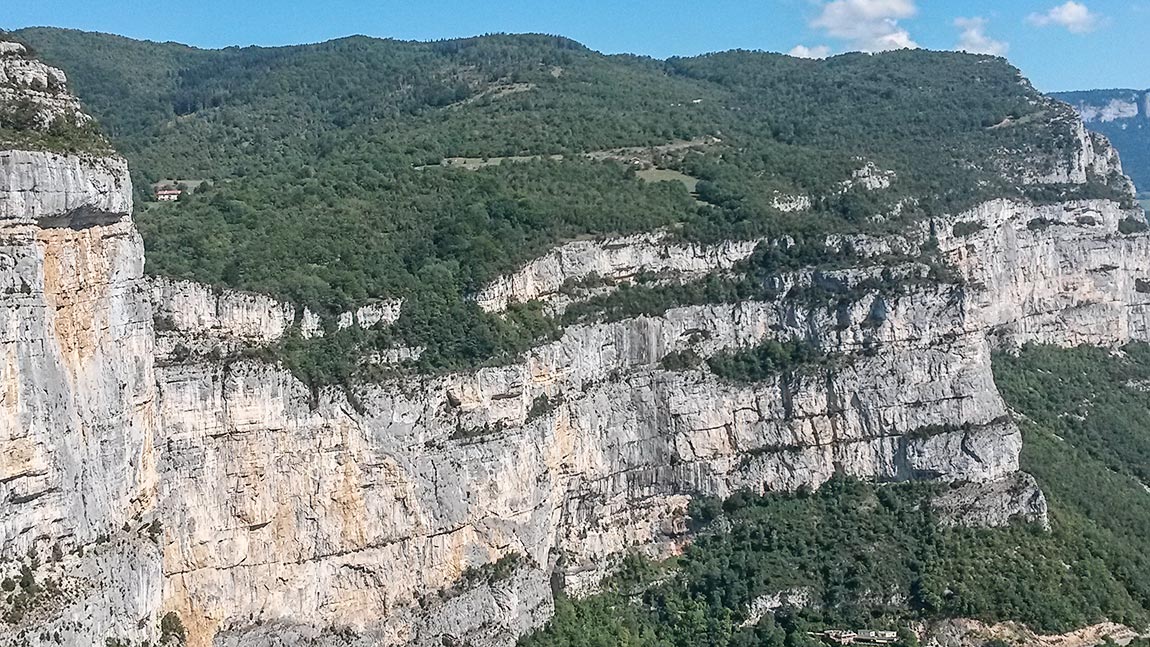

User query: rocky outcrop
[474,232,762,313]
[1023,118,1129,187]
[0,43,90,132]
[840,161,895,191]
[1052,88,1150,193]
[931,472,1049,528]
[771,193,812,213]
[151,278,295,358]
[920,619,1147,647]
[338,300,403,331]
[148,278,403,356]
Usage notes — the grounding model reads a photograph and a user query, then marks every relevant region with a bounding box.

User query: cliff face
[4,41,1150,647]
[152,194,1150,647]
[0,42,90,132]
[0,50,161,646]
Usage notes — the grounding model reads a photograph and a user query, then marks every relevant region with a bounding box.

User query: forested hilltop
[6,28,1133,380]
[12,29,1124,287]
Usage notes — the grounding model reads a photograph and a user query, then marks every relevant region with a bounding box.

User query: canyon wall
[3,41,1150,647]
[152,193,1150,647]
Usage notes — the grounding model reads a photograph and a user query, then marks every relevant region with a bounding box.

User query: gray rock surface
[0,44,159,647]
[151,193,1150,645]
[932,473,1049,528]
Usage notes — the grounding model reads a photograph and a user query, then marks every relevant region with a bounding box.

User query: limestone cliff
[3,40,1150,647]
[152,192,1150,646]
[0,49,160,646]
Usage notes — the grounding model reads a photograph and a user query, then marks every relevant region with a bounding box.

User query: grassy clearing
[419,137,718,173]
[635,167,698,192]
[434,154,564,169]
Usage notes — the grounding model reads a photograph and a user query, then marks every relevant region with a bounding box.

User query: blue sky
[3,1,1146,91]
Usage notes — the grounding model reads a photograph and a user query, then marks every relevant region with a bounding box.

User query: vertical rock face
[151,198,1150,646]
[0,46,161,646]
[3,41,1150,647]
[942,199,1150,345]
[1022,119,1129,188]
[472,232,762,313]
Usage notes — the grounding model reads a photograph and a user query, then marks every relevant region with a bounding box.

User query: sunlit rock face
[154,193,1150,646]
[0,45,161,647]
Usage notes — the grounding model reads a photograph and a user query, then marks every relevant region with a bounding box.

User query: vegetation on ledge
[0,100,110,154]
[16,29,1112,317]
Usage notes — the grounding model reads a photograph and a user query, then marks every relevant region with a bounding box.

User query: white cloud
[788,44,832,59]
[810,0,919,52]
[1026,1,1101,34]
[954,17,1009,56]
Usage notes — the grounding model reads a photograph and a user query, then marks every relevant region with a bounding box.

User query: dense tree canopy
[8,29,1132,378]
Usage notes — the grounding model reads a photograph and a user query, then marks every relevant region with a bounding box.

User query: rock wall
[1022,113,1129,188]
[0,129,161,647]
[150,278,296,356]
[0,150,130,221]
[149,278,404,358]
[941,199,1150,345]
[473,232,761,313]
[0,43,89,130]
[152,194,1150,646]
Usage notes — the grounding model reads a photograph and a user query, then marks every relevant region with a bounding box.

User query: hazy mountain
[1054,88,1150,197]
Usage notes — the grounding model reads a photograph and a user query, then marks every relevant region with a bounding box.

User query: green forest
[5,28,1136,380]
[7,29,1132,368]
[518,344,1150,647]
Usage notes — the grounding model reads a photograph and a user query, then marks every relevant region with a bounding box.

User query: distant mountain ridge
[1054,88,1150,196]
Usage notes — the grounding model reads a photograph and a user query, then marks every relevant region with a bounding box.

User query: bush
[951,220,985,237]
[160,611,186,643]
[1119,216,1149,235]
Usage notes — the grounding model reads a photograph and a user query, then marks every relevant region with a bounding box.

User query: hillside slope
[11,27,1135,379]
